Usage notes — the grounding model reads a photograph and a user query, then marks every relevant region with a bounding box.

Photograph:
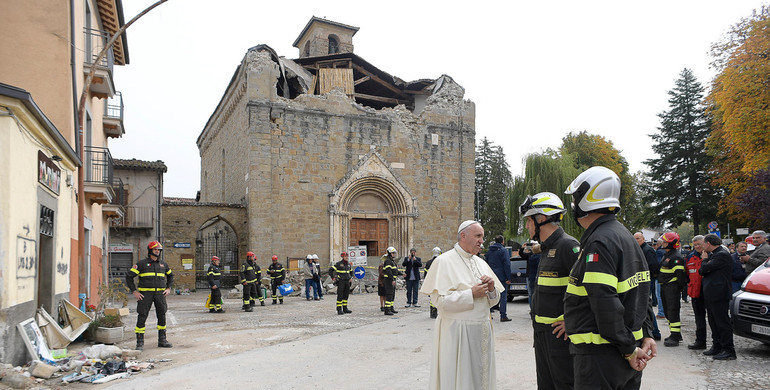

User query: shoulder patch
[586,253,599,263]
[132,265,138,269]
[572,247,580,253]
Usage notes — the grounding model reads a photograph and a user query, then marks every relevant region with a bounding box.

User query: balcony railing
[84,146,114,186]
[84,28,114,73]
[103,91,125,138]
[110,207,154,229]
[111,177,125,205]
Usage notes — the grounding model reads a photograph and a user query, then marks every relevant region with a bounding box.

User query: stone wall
[161,201,247,290]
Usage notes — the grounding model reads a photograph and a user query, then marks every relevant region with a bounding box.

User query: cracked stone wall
[199,48,475,268]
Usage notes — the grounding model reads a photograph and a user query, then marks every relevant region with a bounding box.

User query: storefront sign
[38,151,60,195]
[109,244,133,253]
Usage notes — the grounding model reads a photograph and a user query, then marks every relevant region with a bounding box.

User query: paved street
[56,289,769,389]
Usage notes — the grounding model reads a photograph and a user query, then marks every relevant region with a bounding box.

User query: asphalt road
[51,288,769,390]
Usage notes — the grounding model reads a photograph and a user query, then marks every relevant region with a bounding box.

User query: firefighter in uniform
[658,232,686,346]
[126,241,174,351]
[240,251,260,311]
[424,247,441,319]
[520,192,580,390]
[329,251,353,314]
[382,247,402,315]
[563,166,656,389]
[268,255,285,304]
[207,256,224,313]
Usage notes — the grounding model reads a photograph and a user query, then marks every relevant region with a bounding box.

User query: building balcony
[110,206,154,229]
[103,178,125,219]
[83,146,115,204]
[103,92,124,138]
[83,28,116,99]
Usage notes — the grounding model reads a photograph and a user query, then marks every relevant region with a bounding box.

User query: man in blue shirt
[487,235,512,322]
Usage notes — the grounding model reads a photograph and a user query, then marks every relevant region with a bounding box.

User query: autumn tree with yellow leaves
[707,6,770,225]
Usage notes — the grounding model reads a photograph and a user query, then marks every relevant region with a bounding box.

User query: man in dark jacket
[699,234,737,360]
[487,235,512,322]
[126,241,174,350]
[207,256,224,313]
[635,232,662,341]
[402,248,423,307]
[731,241,748,294]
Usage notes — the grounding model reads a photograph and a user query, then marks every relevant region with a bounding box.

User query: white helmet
[386,246,397,257]
[432,247,442,257]
[306,254,313,260]
[312,254,319,260]
[565,166,621,220]
[520,192,566,218]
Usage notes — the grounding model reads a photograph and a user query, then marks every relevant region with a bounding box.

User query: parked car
[507,250,528,301]
[731,257,770,344]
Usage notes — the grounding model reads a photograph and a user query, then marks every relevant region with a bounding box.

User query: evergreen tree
[475,138,512,244]
[644,68,718,234]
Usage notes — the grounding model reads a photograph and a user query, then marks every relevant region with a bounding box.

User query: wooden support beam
[353,93,408,105]
[354,76,370,86]
[351,63,405,97]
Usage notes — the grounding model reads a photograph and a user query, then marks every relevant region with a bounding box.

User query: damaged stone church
[195,17,475,268]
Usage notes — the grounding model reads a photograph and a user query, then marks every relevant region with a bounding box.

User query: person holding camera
[403,248,423,307]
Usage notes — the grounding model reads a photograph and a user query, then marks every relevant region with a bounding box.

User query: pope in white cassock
[420,220,505,390]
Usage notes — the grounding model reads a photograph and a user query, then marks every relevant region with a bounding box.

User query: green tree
[644,68,719,235]
[475,138,512,243]
[624,171,655,233]
[559,131,635,226]
[707,6,770,222]
[506,151,581,241]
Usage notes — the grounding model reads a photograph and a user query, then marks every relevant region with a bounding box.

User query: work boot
[337,306,344,315]
[216,308,225,313]
[664,335,680,347]
[703,347,722,356]
[209,308,216,313]
[390,307,398,314]
[384,307,394,316]
[135,333,144,351]
[260,301,265,306]
[245,305,253,312]
[430,307,437,319]
[250,301,255,308]
[242,304,249,311]
[343,306,352,314]
[688,341,707,350]
[272,300,277,305]
[279,299,283,304]
[157,330,172,348]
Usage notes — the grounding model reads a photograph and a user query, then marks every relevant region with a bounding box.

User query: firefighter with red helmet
[329,251,353,315]
[267,255,285,304]
[126,241,174,350]
[659,231,686,346]
[207,256,224,313]
[240,252,261,311]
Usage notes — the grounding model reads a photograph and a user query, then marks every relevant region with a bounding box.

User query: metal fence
[195,230,239,289]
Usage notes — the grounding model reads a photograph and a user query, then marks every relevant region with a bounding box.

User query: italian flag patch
[586,253,599,263]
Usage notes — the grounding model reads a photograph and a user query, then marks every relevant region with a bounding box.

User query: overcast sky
[111,0,767,198]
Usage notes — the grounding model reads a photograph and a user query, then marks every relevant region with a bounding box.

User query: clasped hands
[471,275,495,298]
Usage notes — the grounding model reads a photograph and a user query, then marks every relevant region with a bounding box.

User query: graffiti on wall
[17,236,37,279]
[56,262,68,275]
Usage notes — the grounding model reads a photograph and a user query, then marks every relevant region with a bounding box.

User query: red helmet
[212,256,220,261]
[148,241,163,251]
[271,255,278,260]
[660,232,680,249]
[341,251,348,257]
[246,251,255,258]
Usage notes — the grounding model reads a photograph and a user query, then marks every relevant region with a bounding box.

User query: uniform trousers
[383,279,395,307]
[534,330,573,390]
[337,280,351,306]
[573,349,642,390]
[136,291,167,332]
[660,282,681,336]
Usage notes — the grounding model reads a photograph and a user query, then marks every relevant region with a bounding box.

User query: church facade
[196,17,475,267]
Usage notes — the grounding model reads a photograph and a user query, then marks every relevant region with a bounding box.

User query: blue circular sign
[708,221,718,230]
[354,266,366,279]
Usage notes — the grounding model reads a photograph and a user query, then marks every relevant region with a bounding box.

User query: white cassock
[420,243,505,390]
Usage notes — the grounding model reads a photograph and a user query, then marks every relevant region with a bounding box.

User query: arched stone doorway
[329,152,417,261]
[195,216,239,289]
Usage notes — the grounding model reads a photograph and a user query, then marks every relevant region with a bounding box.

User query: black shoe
[260,301,265,306]
[343,306,352,314]
[500,317,511,322]
[413,304,421,308]
[314,298,319,301]
[337,307,344,315]
[384,308,394,316]
[703,347,722,356]
[687,342,707,350]
[245,306,253,312]
[209,308,216,313]
[279,300,283,304]
[664,338,680,347]
[216,309,225,313]
[272,301,277,305]
[390,308,398,314]
[380,307,385,311]
[713,350,737,360]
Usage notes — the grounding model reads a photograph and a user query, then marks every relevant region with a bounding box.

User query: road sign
[737,228,749,235]
[348,245,367,266]
[354,266,366,279]
[708,221,718,230]
[173,242,191,248]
